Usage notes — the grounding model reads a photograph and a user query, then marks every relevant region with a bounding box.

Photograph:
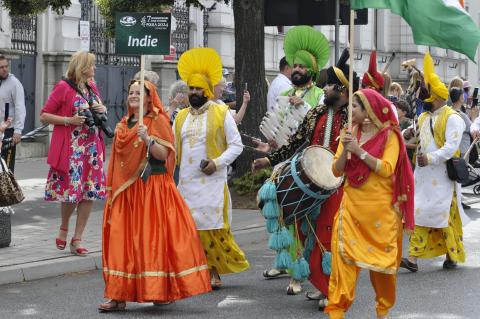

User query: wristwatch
[359,151,368,160]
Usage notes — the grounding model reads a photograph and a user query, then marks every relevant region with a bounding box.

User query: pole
[334,0,340,63]
[348,10,355,132]
[139,55,145,126]
[348,9,355,160]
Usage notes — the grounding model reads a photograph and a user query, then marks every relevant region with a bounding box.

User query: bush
[232,168,272,195]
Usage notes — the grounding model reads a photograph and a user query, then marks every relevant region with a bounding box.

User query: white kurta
[414,106,470,228]
[175,105,243,230]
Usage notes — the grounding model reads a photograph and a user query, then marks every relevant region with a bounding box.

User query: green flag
[350,0,480,61]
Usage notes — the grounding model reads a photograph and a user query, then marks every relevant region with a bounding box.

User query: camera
[78,108,114,138]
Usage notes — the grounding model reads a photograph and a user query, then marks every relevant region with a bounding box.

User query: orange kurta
[326,131,403,318]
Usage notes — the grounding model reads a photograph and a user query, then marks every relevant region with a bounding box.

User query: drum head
[301,146,343,190]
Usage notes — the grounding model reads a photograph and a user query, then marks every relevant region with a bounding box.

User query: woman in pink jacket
[40,51,106,256]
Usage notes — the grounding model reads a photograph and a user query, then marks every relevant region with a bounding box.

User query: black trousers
[2,128,16,172]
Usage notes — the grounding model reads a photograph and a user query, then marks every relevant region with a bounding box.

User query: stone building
[0,0,476,157]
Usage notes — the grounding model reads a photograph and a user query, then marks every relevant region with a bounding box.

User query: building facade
[0,0,477,157]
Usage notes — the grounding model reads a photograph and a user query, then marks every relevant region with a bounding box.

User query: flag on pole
[350,0,480,61]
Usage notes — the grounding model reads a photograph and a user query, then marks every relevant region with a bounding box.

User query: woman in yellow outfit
[325,89,414,319]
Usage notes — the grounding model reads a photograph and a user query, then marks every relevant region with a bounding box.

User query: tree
[233,0,266,176]
[1,0,72,15]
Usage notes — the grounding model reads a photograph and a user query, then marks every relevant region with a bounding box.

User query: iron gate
[10,16,37,133]
[172,0,190,59]
[80,0,140,131]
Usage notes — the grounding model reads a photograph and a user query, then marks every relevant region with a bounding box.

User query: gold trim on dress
[103,264,209,279]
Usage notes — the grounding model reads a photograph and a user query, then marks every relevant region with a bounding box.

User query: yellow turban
[424,53,449,102]
[177,48,223,99]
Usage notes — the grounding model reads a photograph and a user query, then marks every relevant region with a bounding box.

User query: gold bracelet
[64,117,68,126]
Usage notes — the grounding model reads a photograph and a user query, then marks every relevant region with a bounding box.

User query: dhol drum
[274,145,343,225]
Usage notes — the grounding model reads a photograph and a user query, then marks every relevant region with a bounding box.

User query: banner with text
[115,12,171,55]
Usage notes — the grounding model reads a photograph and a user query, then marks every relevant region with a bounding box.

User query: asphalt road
[1,214,480,319]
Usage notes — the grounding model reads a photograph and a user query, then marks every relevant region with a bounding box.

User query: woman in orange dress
[99,80,211,312]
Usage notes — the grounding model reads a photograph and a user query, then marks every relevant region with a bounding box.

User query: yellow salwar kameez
[409,193,465,262]
[326,132,403,319]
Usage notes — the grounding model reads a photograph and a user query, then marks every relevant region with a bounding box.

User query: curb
[0,216,264,286]
[0,252,102,286]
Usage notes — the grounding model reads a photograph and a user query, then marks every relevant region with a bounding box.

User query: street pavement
[1,155,480,318]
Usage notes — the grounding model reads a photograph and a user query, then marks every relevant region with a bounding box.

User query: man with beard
[258,25,330,287]
[174,48,249,290]
[0,55,26,171]
[400,53,470,273]
[254,48,359,309]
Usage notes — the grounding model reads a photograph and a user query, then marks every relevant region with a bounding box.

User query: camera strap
[62,78,97,107]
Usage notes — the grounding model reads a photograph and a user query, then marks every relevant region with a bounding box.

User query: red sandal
[55,227,68,250]
[70,238,88,256]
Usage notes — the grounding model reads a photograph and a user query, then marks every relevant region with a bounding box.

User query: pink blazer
[41,80,105,173]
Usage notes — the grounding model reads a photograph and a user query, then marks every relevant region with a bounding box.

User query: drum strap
[322,107,334,148]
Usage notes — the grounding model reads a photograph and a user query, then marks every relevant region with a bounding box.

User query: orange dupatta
[106,80,175,205]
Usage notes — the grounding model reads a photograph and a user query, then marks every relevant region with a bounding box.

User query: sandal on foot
[305,291,323,301]
[56,227,68,250]
[262,268,288,279]
[286,280,302,295]
[318,297,329,310]
[98,300,126,312]
[400,258,418,273]
[70,238,88,257]
[211,277,222,290]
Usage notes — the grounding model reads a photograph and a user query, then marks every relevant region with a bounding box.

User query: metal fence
[79,0,140,66]
[172,0,190,59]
[11,16,37,55]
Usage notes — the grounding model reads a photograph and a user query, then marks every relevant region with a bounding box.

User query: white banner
[79,21,90,52]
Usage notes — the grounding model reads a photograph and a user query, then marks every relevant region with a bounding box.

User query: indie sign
[115,13,171,55]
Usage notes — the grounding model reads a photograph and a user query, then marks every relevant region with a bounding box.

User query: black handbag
[429,118,469,184]
[0,158,24,207]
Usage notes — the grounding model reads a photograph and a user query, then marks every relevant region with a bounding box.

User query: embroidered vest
[174,103,228,165]
[418,106,461,157]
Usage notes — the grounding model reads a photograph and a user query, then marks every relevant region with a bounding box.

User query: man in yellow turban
[174,48,249,289]
[400,52,470,273]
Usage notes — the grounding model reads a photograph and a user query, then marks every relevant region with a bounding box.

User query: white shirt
[175,103,243,230]
[0,74,26,134]
[414,106,469,228]
[267,73,292,113]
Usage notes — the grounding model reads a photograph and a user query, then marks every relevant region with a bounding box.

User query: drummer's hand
[252,138,271,153]
[252,158,270,172]
[417,153,429,167]
[289,95,304,107]
[267,139,279,150]
[201,159,217,175]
